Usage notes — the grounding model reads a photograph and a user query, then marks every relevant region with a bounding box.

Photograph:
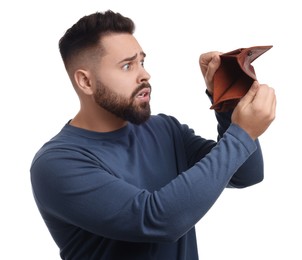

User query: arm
[30,125,256,244]
[215,108,264,187]
[199,51,276,187]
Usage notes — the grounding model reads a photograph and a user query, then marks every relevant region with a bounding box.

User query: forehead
[101,33,143,62]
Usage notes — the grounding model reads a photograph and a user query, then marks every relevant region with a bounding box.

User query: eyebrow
[118,51,146,64]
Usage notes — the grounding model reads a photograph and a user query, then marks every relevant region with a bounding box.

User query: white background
[1,0,301,259]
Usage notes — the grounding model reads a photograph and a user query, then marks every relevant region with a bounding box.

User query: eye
[140,60,145,67]
[122,63,131,71]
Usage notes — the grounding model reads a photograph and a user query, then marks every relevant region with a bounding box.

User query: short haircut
[59,10,135,68]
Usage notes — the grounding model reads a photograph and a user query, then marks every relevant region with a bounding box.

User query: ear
[74,69,93,95]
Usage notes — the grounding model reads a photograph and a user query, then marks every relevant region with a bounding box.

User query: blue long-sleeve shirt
[30,113,263,259]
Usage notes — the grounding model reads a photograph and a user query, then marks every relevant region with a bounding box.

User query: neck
[70,107,127,132]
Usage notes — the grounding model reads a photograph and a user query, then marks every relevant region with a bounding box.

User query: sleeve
[30,125,256,244]
[206,90,264,188]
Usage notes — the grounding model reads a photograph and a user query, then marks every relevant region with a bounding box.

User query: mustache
[131,82,152,99]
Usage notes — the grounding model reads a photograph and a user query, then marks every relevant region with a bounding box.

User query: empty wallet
[210,45,273,112]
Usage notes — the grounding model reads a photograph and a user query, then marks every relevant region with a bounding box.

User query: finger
[239,81,259,106]
[206,55,221,81]
[199,51,221,76]
[271,90,277,117]
[199,52,217,66]
[252,84,274,109]
[252,85,276,125]
[267,87,277,119]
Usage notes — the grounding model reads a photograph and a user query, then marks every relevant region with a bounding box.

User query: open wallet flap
[210,45,273,112]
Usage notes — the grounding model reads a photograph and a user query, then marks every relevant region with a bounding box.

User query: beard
[93,80,151,125]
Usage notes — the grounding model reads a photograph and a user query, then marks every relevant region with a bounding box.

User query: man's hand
[199,51,222,95]
[231,81,276,140]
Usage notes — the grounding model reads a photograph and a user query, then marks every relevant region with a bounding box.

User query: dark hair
[59,10,135,67]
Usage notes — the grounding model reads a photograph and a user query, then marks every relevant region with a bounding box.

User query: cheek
[101,71,135,97]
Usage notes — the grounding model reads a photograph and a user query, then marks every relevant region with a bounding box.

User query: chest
[92,131,184,191]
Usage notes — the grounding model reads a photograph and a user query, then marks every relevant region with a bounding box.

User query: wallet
[210,45,273,112]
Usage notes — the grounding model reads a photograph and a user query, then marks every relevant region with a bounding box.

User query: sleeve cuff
[226,123,257,154]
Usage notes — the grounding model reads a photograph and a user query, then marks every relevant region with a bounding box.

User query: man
[30,10,276,260]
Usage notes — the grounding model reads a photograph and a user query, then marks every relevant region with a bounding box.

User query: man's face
[93,33,152,124]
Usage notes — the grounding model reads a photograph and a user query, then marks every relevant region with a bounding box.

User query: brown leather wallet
[210,45,272,112]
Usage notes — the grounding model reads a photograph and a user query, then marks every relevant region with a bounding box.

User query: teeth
[137,89,149,98]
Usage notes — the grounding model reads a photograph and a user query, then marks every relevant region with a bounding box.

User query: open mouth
[136,88,150,99]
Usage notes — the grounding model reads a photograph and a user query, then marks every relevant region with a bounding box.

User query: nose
[138,67,151,84]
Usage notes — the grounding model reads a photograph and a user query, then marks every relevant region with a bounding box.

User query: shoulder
[30,124,90,171]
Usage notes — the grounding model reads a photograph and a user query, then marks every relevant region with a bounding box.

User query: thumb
[239,81,259,105]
